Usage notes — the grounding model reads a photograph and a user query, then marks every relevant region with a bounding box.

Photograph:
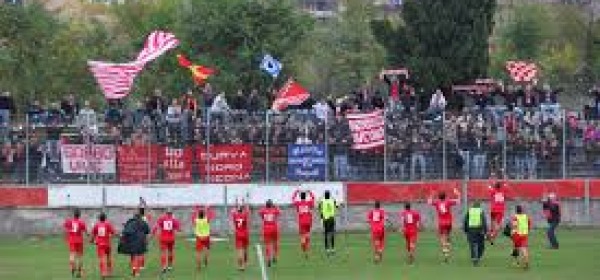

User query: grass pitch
[0,229,599,280]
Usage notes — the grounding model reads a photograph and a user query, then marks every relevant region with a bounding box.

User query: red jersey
[294,200,315,225]
[91,221,115,247]
[431,199,458,225]
[400,210,421,233]
[63,218,87,244]
[489,188,507,213]
[259,207,281,231]
[367,209,386,232]
[153,214,181,242]
[231,210,250,236]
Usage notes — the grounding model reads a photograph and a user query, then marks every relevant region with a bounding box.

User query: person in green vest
[510,205,532,269]
[319,190,339,257]
[463,201,488,266]
[194,209,211,271]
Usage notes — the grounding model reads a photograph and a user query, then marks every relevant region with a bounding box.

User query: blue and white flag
[260,54,282,78]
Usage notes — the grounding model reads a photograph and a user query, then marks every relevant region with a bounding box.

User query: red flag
[272,79,310,111]
[177,54,216,86]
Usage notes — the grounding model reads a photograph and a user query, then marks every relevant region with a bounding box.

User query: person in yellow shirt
[511,205,532,269]
[194,209,211,271]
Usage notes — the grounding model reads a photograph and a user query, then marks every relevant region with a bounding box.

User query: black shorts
[323,218,335,234]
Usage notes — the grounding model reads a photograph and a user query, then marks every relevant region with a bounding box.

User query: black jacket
[543,201,561,223]
[118,216,150,255]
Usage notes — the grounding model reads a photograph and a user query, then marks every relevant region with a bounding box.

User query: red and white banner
[347,110,385,150]
[506,60,539,83]
[89,30,179,99]
[118,145,159,184]
[272,79,310,111]
[161,146,194,183]
[60,144,116,174]
[197,144,253,183]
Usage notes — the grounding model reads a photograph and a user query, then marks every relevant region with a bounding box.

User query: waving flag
[347,110,385,150]
[177,54,216,86]
[506,61,539,83]
[88,30,179,99]
[272,79,310,111]
[260,54,282,78]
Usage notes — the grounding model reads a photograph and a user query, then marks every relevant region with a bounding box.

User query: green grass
[0,229,599,279]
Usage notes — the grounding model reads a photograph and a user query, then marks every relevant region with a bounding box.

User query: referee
[463,201,488,266]
[319,190,339,257]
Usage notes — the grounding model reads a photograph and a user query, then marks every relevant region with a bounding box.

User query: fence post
[383,109,388,182]
[206,111,211,184]
[25,113,30,186]
[265,111,270,183]
[442,110,447,181]
[325,111,329,182]
[502,125,507,179]
[462,179,468,215]
[585,178,591,225]
[562,109,567,179]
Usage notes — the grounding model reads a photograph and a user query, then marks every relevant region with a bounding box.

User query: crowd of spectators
[1,82,600,184]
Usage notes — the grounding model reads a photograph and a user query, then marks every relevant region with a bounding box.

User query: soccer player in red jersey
[153,209,181,273]
[488,181,508,244]
[367,201,386,263]
[231,199,251,271]
[400,202,421,264]
[292,189,315,258]
[259,199,281,267]
[428,188,460,262]
[90,212,116,279]
[63,209,87,278]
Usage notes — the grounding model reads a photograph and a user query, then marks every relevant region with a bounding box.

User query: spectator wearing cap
[542,193,561,249]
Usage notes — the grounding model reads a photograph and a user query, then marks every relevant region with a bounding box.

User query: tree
[374,0,497,90]
[292,0,386,96]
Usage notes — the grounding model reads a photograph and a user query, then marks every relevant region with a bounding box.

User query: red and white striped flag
[89,30,179,99]
[88,61,143,100]
[506,60,538,83]
[135,31,180,64]
[347,110,385,150]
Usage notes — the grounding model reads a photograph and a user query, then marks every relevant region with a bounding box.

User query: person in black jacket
[118,212,150,277]
[463,201,488,266]
[542,193,561,249]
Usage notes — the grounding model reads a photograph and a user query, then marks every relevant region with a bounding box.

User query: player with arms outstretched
[90,212,116,279]
[231,198,251,271]
[400,202,421,264]
[428,188,460,262]
[63,209,87,278]
[259,199,281,267]
[367,201,386,263]
[292,189,316,258]
[488,181,509,244]
[153,209,181,274]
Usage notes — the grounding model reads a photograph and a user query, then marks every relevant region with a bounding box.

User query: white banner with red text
[60,144,116,174]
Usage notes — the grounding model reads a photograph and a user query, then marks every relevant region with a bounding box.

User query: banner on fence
[161,146,194,183]
[60,144,116,174]
[347,110,385,150]
[118,145,159,183]
[197,144,253,183]
[287,144,326,181]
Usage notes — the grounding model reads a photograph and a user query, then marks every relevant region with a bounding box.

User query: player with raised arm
[428,188,460,263]
[63,208,87,278]
[259,199,281,267]
[194,207,212,271]
[153,208,181,274]
[231,198,251,271]
[488,181,509,245]
[400,202,421,264]
[367,201,386,263]
[292,189,316,258]
[137,197,153,270]
[90,212,116,279]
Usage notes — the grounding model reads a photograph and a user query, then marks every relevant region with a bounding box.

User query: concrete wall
[1,199,598,236]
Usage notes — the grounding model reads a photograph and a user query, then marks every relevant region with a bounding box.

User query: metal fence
[0,105,599,185]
